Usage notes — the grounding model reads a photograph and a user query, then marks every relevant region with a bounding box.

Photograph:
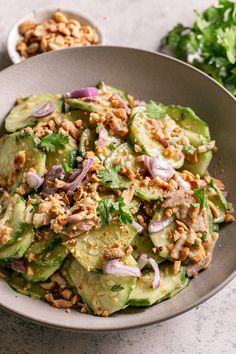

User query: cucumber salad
[0,83,234,316]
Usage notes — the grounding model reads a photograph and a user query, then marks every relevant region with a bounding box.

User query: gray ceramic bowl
[0,46,235,331]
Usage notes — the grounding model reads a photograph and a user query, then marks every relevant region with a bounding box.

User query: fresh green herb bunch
[165,0,236,96]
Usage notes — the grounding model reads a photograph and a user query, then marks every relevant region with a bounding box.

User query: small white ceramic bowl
[7,7,103,64]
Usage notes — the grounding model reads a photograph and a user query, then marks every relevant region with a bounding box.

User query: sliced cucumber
[165,105,210,138]
[8,272,46,299]
[0,226,34,261]
[105,142,135,169]
[65,99,103,112]
[134,181,163,202]
[132,234,164,264]
[66,258,136,315]
[5,94,63,133]
[208,194,226,223]
[130,107,184,169]
[164,275,190,300]
[0,131,46,193]
[46,142,77,170]
[183,150,212,176]
[78,128,95,158]
[129,264,188,306]
[149,212,176,260]
[25,233,62,258]
[0,194,26,246]
[33,244,69,267]
[22,263,60,283]
[63,110,90,125]
[67,223,137,271]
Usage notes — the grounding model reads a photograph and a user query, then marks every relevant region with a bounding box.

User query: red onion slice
[138,254,160,289]
[25,172,44,189]
[42,164,65,196]
[11,260,26,273]
[175,173,191,190]
[32,102,56,118]
[131,220,143,234]
[148,216,175,233]
[186,256,211,277]
[103,259,141,277]
[144,156,175,180]
[65,158,94,191]
[148,258,160,289]
[97,127,108,148]
[67,87,98,98]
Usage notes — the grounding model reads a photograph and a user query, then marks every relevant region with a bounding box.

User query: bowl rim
[7,6,103,64]
[0,46,235,332]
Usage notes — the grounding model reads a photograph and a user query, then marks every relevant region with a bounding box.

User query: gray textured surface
[0,0,235,353]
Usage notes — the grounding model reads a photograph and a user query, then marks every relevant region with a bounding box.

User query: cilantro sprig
[97,196,133,228]
[97,164,123,189]
[40,132,69,152]
[194,188,208,209]
[165,0,236,96]
[146,101,166,120]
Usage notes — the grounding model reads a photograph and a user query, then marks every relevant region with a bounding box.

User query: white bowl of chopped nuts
[7,8,103,64]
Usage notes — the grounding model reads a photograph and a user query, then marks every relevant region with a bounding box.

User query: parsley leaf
[146,101,166,120]
[194,188,208,209]
[111,284,124,292]
[97,164,123,189]
[62,162,73,173]
[208,179,229,210]
[40,132,69,152]
[97,197,133,228]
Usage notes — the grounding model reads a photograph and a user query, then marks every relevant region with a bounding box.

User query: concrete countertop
[0,1,235,353]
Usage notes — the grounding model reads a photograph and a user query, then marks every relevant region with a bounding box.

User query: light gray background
[0,1,235,353]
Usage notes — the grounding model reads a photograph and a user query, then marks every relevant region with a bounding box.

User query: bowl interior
[7,7,103,64]
[0,46,235,331]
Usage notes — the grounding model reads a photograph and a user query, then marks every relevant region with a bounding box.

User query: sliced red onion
[137,254,160,289]
[103,259,141,277]
[32,102,56,118]
[25,172,44,189]
[11,260,26,273]
[110,93,129,112]
[83,97,100,103]
[137,253,149,269]
[131,220,143,233]
[144,156,175,180]
[175,173,191,190]
[97,127,108,148]
[65,158,94,192]
[148,258,160,289]
[67,87,98,98]
[148,216,175,233]
[42,164,65,196]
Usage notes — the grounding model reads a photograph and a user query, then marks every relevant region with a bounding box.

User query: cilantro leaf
[111,284,124,292]
[117,197,133,225]
[97,196,133,228]
[165,0,236,96]
[146,101,166,120]
[194,188,208,209]
[97,197,116,228]
[97,164,123,189]
[40,132,69,152]
[208,179,229,210]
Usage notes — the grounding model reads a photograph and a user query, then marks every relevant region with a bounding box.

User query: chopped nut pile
[16,11,99,60]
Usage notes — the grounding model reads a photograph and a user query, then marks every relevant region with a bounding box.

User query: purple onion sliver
[32,102,56,118]
[148,216,175,233]
[65,158,94,191]
[103,259,142,277]
[144,155,175,180]
[25,172,44,189]
[83,97,100,103]
[175,173,191,190]
[148,258,160,289]
[67,87,99,99]
[97,127,108,148]
[11,260,26,273]
[131,220,143,234]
